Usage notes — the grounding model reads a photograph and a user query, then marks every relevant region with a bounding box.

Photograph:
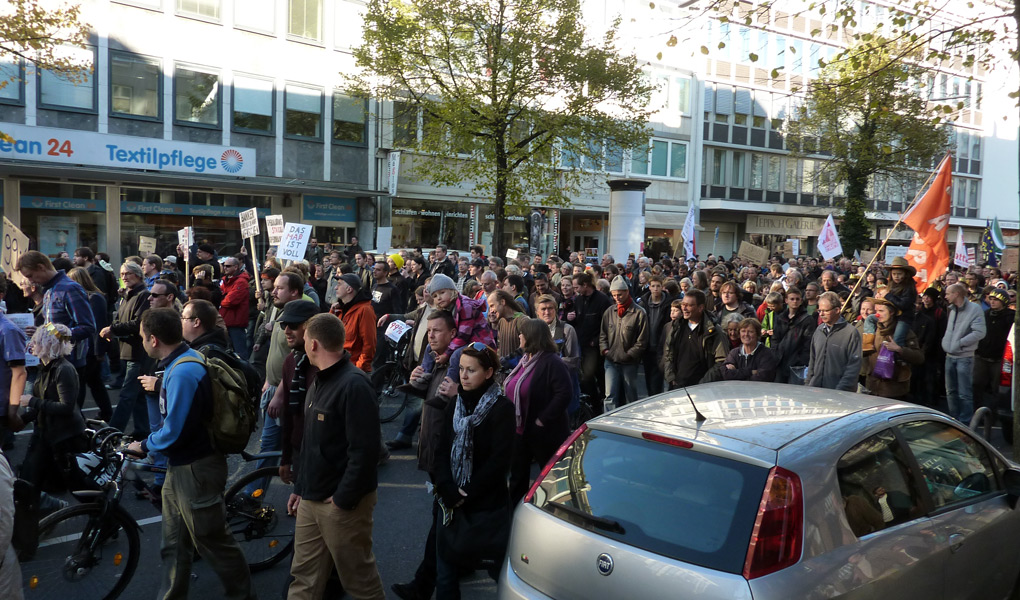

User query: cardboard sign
[1,218,28,288]
[239,207,260,239]
[772,241,793,257]
[265,215,285,246]
[385,319,412,343]
[737,241,769,265]
[277,223,313,262]
[860,250,877,265]
[138,236,157,255]
[1002,247,1018,272]
[886,245,909,261]
[177,227,193,248]
[505,248,519,260]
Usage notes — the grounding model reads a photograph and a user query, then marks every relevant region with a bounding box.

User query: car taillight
[641,432,694,448]
[742,466,802,580]
[524,424,587,504]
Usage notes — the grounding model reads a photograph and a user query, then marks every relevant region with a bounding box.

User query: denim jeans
[245,385,279,495]
[109,361,149,434]
[227,326,250,361]
[604,360,640,409]
[394,400,423,443]
[945,356,975,424]
[146,393,167,485]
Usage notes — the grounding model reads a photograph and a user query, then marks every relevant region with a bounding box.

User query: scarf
[617,296,633,317]
[288,351,309,412]
[506,351,544,432]
[450,381,501,487]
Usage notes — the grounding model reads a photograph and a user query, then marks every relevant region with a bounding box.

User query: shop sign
[388,151,401,196]
[485,212,527,222]
[303,196,356,223]
[393,207,469,219]
[0,123,256,176]
[468,205,477,247]
[746,214,825,236]
[21,196,106,212]
[121,201,269,219]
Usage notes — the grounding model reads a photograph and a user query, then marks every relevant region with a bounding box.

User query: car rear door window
[529,428,769,573]
[897,420,1001,509]
[836,429,924,537]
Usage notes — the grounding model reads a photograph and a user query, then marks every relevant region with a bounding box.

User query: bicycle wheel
[23,502,140,600]
[376,365,408,424]
[570,401,595,431]
[224,466,294,572]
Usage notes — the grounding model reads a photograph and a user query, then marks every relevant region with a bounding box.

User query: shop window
[39,45,96,111]
[235,0,274,32]
[233,74,274,133]
[332,93,366,144]
[177,0,220,20]
[110,51,161,119]
[289,0,322,40]
[174,64,220,125]
[20,181,107,258]
[0,57,24,104]
[285,84,323,139]
[801,159,815,193]
[334,0,366,49]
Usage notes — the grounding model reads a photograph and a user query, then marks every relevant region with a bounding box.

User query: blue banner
[303,195,356,222]
[120,201,269,218]
[22,196,107,212]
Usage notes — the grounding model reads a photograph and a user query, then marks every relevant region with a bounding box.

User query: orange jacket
[339,296,376,373]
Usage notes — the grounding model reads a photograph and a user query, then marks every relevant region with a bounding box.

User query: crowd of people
[0,234,1016,599]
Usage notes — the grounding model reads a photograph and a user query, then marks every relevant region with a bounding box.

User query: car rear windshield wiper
[546,500,626,534]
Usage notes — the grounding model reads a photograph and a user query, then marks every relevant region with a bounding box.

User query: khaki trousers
[288,490,385,600]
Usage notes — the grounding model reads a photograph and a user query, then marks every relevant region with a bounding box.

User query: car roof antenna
[683,386,707,422]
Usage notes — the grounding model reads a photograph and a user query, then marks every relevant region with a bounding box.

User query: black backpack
[197,343,262,402]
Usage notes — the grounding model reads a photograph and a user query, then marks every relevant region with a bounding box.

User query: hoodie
[219,269,252,328]
[338,288,377,372]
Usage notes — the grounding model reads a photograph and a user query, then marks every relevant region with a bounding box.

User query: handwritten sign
[6,313,38,367]
[737,241,769,265]
[505,248,519,260]
[138,236,157,255]
[239,207,260,239]
[277,223,313,262]
[2,218,29,288]
[385,319,412,343]
[885,245,909,262]
[177,227,193,248]
[265,215,285,246]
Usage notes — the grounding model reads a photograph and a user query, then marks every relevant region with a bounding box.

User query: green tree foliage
[346,0,654,257]
[785,38,949,255]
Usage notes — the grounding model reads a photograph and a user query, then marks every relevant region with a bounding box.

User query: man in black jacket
[287,314,385,600]
[103,261,150,436]
[429,245,456,278]
[773,287,817,383]
[973,288,1014,412]
[566,272,612,400]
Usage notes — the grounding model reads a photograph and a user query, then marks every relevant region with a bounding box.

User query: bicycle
[20,423,294,599]
[372,324,414,423]
[569,393,601,431]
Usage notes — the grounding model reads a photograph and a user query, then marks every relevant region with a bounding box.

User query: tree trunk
[491,142,509,260]
[840,169,872,256]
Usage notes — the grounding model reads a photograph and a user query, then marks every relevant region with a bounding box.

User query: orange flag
[903,155,953,292]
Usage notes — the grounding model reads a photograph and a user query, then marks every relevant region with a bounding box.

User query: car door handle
[949,533,965,553]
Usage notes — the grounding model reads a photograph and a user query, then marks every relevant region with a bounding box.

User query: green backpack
[170,353,257,454]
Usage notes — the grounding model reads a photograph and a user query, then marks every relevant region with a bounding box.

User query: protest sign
[2,218,29,287]
[6,313,38,367]
[239,208,260,239]
[138,236,157,255]
[385,320,412,343]
[177,227,193,248]
[506,248,519,260]
[861,250,877,265]
[787,238,800,256]
[737,241,769,265]
[818,214,843,260]
[277,223,313,262]
[376,227,392,254]
[266,215,285,246]
[885,245,909,261]
[1002,248,1018,271]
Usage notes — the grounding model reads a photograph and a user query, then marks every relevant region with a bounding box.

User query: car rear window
[531,428,770,573]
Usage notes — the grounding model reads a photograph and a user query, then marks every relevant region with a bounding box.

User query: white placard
[375,227,392,254]
[265,215,285,246]
[177,227,193,248]
[6,312,39,367]
[388,151,401,196]
[817,214,843,260]
[885,245,909,261]
[2,217,29,288]
[239,207,260,239]
[505,248,519,260]
[138,236,157,255]
[385,319,412,343]
[277,223,313,262]
[787,238,800,256]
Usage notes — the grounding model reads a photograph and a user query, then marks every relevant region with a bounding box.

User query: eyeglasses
[150,292,172,298]
[180,314,196,321]
[280,322,302,330]
[468,342,489,352]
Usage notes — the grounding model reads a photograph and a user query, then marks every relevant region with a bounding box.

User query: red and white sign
[817,214,843,260]
[953,226,970,268]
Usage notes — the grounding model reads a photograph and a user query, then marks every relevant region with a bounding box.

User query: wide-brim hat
[887,257,916,277]
[866,296,900,315]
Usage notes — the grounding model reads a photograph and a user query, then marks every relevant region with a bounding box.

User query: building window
[606,142,624,174]
[233,74,274,133]
[285,84,322,138]
[784,158,798,191]
[332,93,366,144]
[801,159,815,193]
[174,64,220,125]
[675,76,691,114]
[634,138,688,180]
[39,45,96,111]
[0,57,24,104]
[335,0,366,49]
[730,151,746,187]
[176,0,220,19]
[750,153,764,189]
[393,100,418,147]
[711,150,726,185]
[289,0,322,40]
[752,115,766,128]
[767,155,781,190]
[110,52,160,118]
[235,0,274,32]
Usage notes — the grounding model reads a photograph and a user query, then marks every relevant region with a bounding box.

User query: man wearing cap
[942,283,987,423]
[189,244,221,286]
[429,245,456,278]
[334,274,376,372]
[599,276,648,408]
[973,288,1013,413]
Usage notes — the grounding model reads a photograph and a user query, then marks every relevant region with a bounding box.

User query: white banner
[506,248,519,260]
[177,227,194,248]
[277,223,313,262]
[265,215,285,246]
[239,207,260,239]
[954,226,970,268]
[817,214,843,260]
[681,204,696,259]
[0,123,256,177]
[787,238,800,256]
[388,151,401,196]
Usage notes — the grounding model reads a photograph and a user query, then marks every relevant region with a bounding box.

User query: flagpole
[839,154,949,314]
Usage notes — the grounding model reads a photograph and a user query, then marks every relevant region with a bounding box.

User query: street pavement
[10,391,498,600]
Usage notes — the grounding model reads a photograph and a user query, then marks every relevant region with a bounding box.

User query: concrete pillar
[606,179,650,262]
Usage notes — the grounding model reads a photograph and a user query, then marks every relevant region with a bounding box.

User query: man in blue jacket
[126,308,254,600]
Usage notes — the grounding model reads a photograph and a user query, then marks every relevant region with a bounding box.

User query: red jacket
[339,294,376,372]
[219,270,251,328]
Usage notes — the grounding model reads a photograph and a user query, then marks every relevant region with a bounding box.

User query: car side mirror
[1003,468,1020,508]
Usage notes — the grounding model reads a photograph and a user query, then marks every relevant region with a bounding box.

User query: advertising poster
[38,215,78,258]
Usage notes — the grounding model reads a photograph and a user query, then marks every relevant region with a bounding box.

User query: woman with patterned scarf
[433,343,514,599]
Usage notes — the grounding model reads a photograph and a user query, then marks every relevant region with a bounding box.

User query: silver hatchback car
[499,382,1020,600]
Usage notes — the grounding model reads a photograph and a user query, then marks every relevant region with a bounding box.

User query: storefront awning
[645,210,689,228]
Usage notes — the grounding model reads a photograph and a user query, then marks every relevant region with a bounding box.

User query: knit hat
[338,273,361,291]
[389,253,405,269]
[610,276,629,292]
[988,288,1009,304]
[923,287,941,301]
[426,273,457,294]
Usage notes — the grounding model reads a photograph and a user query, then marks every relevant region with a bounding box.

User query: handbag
[873,345,896,380]
[437,503,511,567]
